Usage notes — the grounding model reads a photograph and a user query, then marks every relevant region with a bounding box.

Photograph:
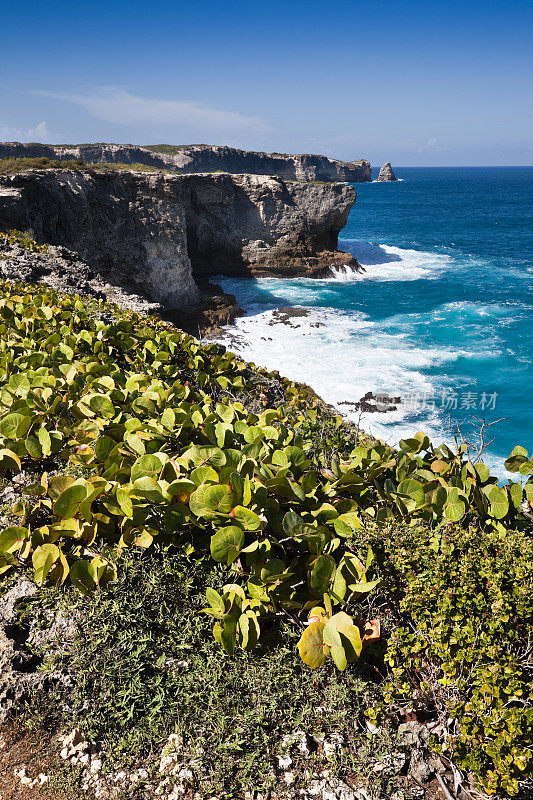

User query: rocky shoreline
[0,237,241,336]
[0,166,360,333]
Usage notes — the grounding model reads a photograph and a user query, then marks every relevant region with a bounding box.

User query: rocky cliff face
[0,142,372,183]
[0,169,199,308]
[0,169,356,314]
[155,145,372,183]
[376,162,397,181]
[181,172,357,279]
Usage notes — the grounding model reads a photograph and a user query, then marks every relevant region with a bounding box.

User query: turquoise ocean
[214,167,533,476]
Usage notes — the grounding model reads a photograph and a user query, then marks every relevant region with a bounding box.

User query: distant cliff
[0,142,372,183]
[0,169,357,315]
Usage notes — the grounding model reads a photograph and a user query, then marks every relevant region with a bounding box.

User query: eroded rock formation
[0,141,372,183]
[0,168,357,330]
[376,162,397,181]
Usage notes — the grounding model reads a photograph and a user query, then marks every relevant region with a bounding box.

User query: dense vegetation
[143,144,210,153]
[0,157,165,175]
[0,265,531,793]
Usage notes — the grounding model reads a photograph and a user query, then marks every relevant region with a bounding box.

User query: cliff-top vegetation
[0,157,167,175]
[143,144,294,158]
[0,236,531,796]
[143,143,211,153]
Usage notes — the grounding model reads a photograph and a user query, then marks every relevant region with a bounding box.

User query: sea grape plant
[0,280,532,670]
[0,229,49,253]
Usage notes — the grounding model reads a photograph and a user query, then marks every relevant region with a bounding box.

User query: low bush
[21,547,394,796]
[0,273,532,793]
[0,157,86,174]
[1,229,49,252]
[366,523,533,796]
[143,143,210,154]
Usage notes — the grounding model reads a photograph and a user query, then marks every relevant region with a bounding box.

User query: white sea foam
[212,238,518,478]
[214,302,515,479]
[335,239,453,281]
[213,302,469,452]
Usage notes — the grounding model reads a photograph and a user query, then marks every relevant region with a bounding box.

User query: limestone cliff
[0,169,357,321]
[0,142,372,183]
[376,162,397,181]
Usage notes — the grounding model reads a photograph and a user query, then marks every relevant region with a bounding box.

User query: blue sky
[1,0,532,165]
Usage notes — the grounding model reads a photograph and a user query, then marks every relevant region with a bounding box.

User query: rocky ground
[0,239,241,336]
[0,565,476,800]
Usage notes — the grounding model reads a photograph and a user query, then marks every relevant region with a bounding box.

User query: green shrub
[368,523,533,795]
[0,280,531,675]
[143,143,210,153]
[0,229,49,252]
[22,549,384,781]
[0,157,86,174]
[1,272,532,794]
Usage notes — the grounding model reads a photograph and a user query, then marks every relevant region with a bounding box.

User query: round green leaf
[25,435,43,459]
[484,485,509,520]
[131,454,164,482]
[323,612,362,670]
[0,526,29,554]
[474,462,490,483]
[36,427,51,457]
[509,482,523,510]
[231,505,262,531]
[32,543,60,586]
[519,460,533,477]
[397,478,426,509]
[132,476,163,501]
[504,446,528,472]
[205,587,225,614]
[309,554,336,596]
[189,484,236,517]
[0,412,32,440]
[95,436,117,461]
[185,446,226,467]
[238,611,260,650]
[88,394,116,420]
[53,484,87,518]
[70,559,99,594]
[444,487,466,522]
[210,526,245,564]
[298,621,329,669]
[116,488,133,518]
[8,375,30,396]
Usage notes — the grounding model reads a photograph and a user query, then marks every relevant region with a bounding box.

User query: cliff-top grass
[0,156,170,175]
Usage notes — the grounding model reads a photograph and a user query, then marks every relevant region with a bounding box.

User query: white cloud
[418,137,448,153]
[38,87,269,134]
[0,120,60,143]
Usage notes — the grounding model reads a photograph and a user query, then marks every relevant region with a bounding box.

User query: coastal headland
[0,146,365,332]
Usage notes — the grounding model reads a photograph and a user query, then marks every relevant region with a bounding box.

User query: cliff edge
[0,168,357,330]
[0,142,372,183]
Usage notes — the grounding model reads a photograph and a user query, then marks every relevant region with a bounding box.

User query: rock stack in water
[376,162,397,181]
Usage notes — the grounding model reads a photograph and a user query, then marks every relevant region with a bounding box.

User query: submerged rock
[376,162,397,181]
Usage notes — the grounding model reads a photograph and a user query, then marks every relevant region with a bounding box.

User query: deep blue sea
[214,167,533,476]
